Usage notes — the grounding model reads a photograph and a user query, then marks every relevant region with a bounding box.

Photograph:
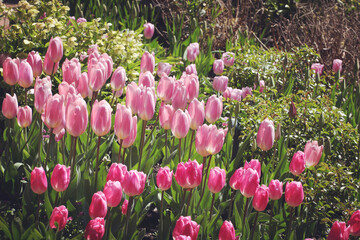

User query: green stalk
[71,137,78,178]
[53,192,59,208]
[138,120,147,171]
[227,190,236,220]
[160,191,164,237]
[201,155,213,197]
[249,211,259,240]
[164,130,168,164]
[44,128,54,175]
[242,197,250,236]
[286,207,295,239]
[38,116,43,166]
[188,130,195,160]
[178,138,182,162]
[124,196,134,238]
[185,189,193,216]
[209,193,215,221]
[94,136,101,192]
[118,139,123,163]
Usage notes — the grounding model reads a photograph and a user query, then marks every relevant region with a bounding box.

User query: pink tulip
[285,181,304,207]
[205,95,223,123]
[18,60,33,88]
[30,167,47,194]
[66,96,88,137]
[27,51,42,77]
[55,128,65,142]
[77,73,91,98]
[106,163,127,185]
[88,62,106,92]
[43,51,59,75]
[206,125,226,155]
[139,71,155,88]
[195,124,212,157]
[62,58,81,86]
[229,167,244,190]
[328,221,350,240]
[122,170,147,196]
[213,59,224,75]
[49,205,68,231]
[219,220,235,240]
[140,51,155,73]
[244,159,261,178]
[257,118,275,151]
[114,104,133,140]
[43,94,65,129]
[259,80,265,93]
[111,67,127,91]
[181,73,199,103]
[115,89,123,97]
[188,98,205,130]
[213,76,228,93]
[230,88,242,101]
[333,59,342,73]
[48,37,63,63]
[171,80,187,110]
[157,62,172,77]
[143,22,155,39]
[91,100,112,136]
[84,217,105,240]
[252,185,269,211]
[103,180,122,207]
[348,210,360,236]
[269,179,283,200]
[121,200,128,215]
[186,43,200,62]
[208,167,226,193]
[222,52,235,66]
[185,64,197,75]
[175,159,203,189]
[34,76,52,113]
[157,75,175,103]
[240,168,259,198]
[156,166,173,191]
[77,18,87,23]
[159,104,174,130]
[59,81,77,100]
[173,216,200,240]
[126,82,140,115]
[2,93,18,119]
[17,106,32,128]
[122,116,137,148]
[311,63,324,75]
[304,141,324,167]
[137,86,156,121]
[241,87,252,99]
[3,57,19,85]
[89,191,107,219]
[175,236,191,240]
[289,151,305,176]
[171,109,190,139]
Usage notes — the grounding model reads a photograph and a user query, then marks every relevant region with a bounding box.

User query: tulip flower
[91,100,112,136]
[44,94,65,129]
[219,220,235,240]
[88,62,106,92]
[89,191,107,219]
[171,80,187,110]
[106,163,127,185]
[55,128,65,142]
[186,43,200,62]
[188,98,205,130]
[257,118,275,151]
[140,51,155,73]
[122,170,147,196]
[3,57,19,85]
[62,58,81,86]
[213,59,224,75]
[157,62,172,77]
[333,59,343,73]
[156,167,173,191]
[181,73,199,103]
[275,123,281,141]
[208,167,226,193]
[139,71,155,88]
[157,75,175,103]
[77,72,91,98]
[159,104,174,130]
[66,96,88,137]
[2,93,18,119]
[34,76,52,113]
[311,63,324,75]
[171,109,191,139]
[99,53,113,80]
[241,87,253,99]
[173,216,200,240]
[111,66,127,91]
[122,116,137,149]
[268,179,283,200]
[48,37,63,63]
[230,88,242,101]
[229,167,244,190]
[121,200,128,215]
[103,180,122,207]
[175,159,203,189]
[137,86,156,121]
[244,159,261,178]
[253,185,269,211]
[205,125,226,155]
[77,17,87,23]
[143,22,155,39]
[43,51,59,75]
[185,64,197,75]
[175,236,191,240]
[84,217,105,240]
[59,82,76,100]
[289,151,305,176]
[285,181,304,207]
[18,60,33,88]
[222,52,235,66]
[259,80,265,93]
[240,168,259,198]
[51,164,70,192]
[348,210,360,236]
[304,141,324,167]
[289,101,297,119]
[114,104,133,140]
[125,82,139,114]
[205,95,223,123]
[31,167,47,194]
[213,76,228,93]
[49,205,68,231]
[195,124,212,157]
[327,221,350,240]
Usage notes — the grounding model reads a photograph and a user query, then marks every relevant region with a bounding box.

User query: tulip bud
[66,96,88,137]
[347,210,360,236]
[62,58,81,86]
[49,205,68,231]
[84,217,105,240]
[89,191,107,219]
[195,124,211,157]
[91,100,112,136]
[205,95,223,123]
[121,200,129,216]
[43,51,59,75]
[88,62,106,92]
[259,80,265,93]
[252,185,269,211]
[18,60,33,88]
[3,57,20,85]
[175,159,203,189]
[289,151,305,176]
[181,73,199,103]
[275,123,281,141]
[157,62,172,77]
[285,181,304,207]
[185,64,197,75]
[240,168,259,198]
[327,221,350,240]
[171,80,187,110]
[77,18,87,23]
[103,180,122,207]
[143,22,155,39]
[159,104,174,130]
[27,51,43,78]
[188,98,205,130]
[140,51,155,73]
[156,166,173,191]
[157,75,175,103]
[289,101,297,119]
[186,43,200,62]
[207,167,226,193]
[222,52,235,67]
[311,63,324,76]
[139,71,155,88]
[205,125,226,155]
[125,82,139,114]
[34,76,52,113]
[256,118,275,151]
[269,179,283,200]
[122,116,137,148]
[213,76,229,93]
[138,86,156,121]
[77,73,91,98]
[304,140,324,167]
[44,94,65,129]
[241,87,252,99]
[213,59,224,75]
[31,167,47,194]
[48,37,63,63]
[114,104,133,140]
[106,163,127,185]
[2,93,18,119]
[229,168,244,190]
[173,216,200,240]
[111,67,127,91]
[171,109,191,139]
[122,170,147,196]
[219,220,235,240]
[51,164,70,192]
[333,59,342,73]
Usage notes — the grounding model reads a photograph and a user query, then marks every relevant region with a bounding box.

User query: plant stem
[36,195,41,226]
[94,136,101,192]
[164,130,168,164]
[122,148,126,164]
[188,130,195,160]
[24,89,28,105]
[180,189,187,215]
[38,116,43,166]
[160,191,164,237]
[144,113,159,146]
[71,137,78,178]
[242,197,250,236]
[54,192,59,208]
[249,211,259,240]
[110,90,116,106]
[67,137,74,166]
[286,207,295,239]
[201,155,213,196]
[118,139,123,163]
[124,196,134,238]
[209,193,215,221]
[185,189,193,216]
[105,207,112,239]
[269,200,275,228]
[228,190,235,220]
[44,128,53,175]
[61,139,65,165]
[178,138,182,162]
[138,120,147,171]
[200,156,207,191]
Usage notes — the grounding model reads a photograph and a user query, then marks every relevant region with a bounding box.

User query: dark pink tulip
[30,167,47,194]
[213,59,224,75]
[51,164,70,192]
[213,76,228,93]
[259,80,265,93]
[348,210,360,236]
[175,236,191,240]
[244,159,261,178]
[43,51,59,75]
[122,116,137,148]
[114,104,133,140]
[219,220,236,240]
[208,167,226,193]
[157,62,172,77]
[175,159,203,189]
[143,22,155,39]
[140,51,155,73]
[171,80,187,110]
[77,72,91,98]
[159,104,174,130]
[106,163,127,184]
[181,73,199,103]
[156,166,173,191]
[17,106,32,128]
[269,179,283,200]
[55,128,65,142]
[157,75,175,103]
[34,76,52,113]
[188,98,205,130]
[3,57,19,85]
[241,87,252,99]
[185,64,197,75]
[289,101,296,119]
[285,181,304,207]
[240,168,259,198]
[206,125,226,155]
[18,60,33,88]
[62,58,81,86]
[88,62,106,92]
[84,217,105,240]
[89,191,107,219]
[257,118,275,151]
[126,82,140,115]
[121,200,128,215]
[304,141,324,167]
[171,109,190,139]
[311,63,324,75]
[289,151,305,176]
[328,221,350,240]
[333,59,342,73]
[103,180,122,207]
[66,96,88,137]
[229,167,244,190]
[195,124,212,157]
[139,71,155,88]
[91,100,112,136]
[252,185,269,211]
[2,93,18,119]
[49,205,68,230]
[222,52,235,67]
[122,170,147,196]
[44,94,65,129]
[173,216,200,240]
[138,86,156,121]
[186,43,200,62]
[111,66,127,91]
[205,95,223,123]
[27,51,42,78]
[48,37,63,63]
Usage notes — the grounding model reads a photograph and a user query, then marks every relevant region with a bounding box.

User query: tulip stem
[24,89,28,105]
[164,130,168,164]
[124,196,134,238]
[50,62,56,79]
[209,193,215,221]
[249,211,259,240]
[68,137,74,166]
[20,121,36,153]
[200,155,213,200]
[138,120,147,171]
[178,138,182,162]
[71,137,78,178]
[44,128,53,176]
[269,200,275,230]
[242,197,250,236]
[180,189,187,215]
[122,148,126,164]
[11,86,14,96]
[188,130,195,160]
[104,207,112,240]
[38,116,43,166]
[160,191,164,237]
[110,90,116,106]
[36,195,41,226]
[200,156,207,191]
[53,192,59,208]
[227,190,235,220]
[185,189,193,216]
[94,136,101,192]
[286,207,295,239]
[144,113,159,147]
[118,139,123,163]
[61,139,66,165]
